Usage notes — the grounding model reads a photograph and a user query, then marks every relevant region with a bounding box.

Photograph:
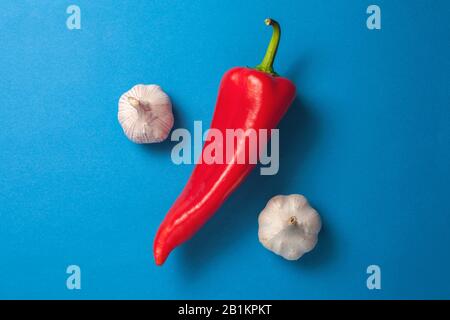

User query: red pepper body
[154,67,296,265]
[154,19,297,265]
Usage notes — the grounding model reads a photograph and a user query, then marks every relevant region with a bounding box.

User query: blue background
[0,0,449,299]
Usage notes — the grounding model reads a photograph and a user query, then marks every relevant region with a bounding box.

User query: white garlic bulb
[258,194,321,260]
[118,84,174,143]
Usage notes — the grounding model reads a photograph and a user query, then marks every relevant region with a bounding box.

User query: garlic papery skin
[118,84,174,144]
[258,194,321,260]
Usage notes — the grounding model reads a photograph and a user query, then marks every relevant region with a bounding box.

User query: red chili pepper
[154,18,296,265]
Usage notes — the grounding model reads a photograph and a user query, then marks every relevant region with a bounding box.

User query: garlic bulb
[118,84,174,143]
[258,194,321,260]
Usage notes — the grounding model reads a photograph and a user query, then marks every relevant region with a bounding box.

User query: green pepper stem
[255,18,281,76]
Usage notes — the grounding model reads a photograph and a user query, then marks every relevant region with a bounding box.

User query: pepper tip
[154,254,165,266]
[154,248,168,266]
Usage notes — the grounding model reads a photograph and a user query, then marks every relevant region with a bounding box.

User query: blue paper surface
[0,0,449,299]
